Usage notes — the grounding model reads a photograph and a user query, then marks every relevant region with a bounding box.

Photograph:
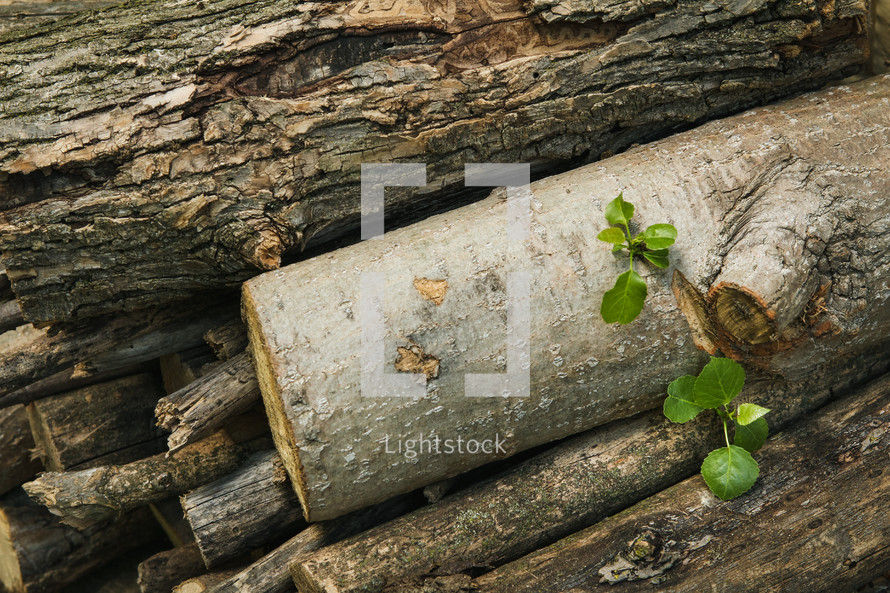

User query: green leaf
[600,269,647,324]
[734,417,768,453]
[701,445,760,500]
[663,375,702,423]
[597,227,626,244]
[612,244,626,253]
[736,403,770,426]
[641,224,677,250]
[643,249,670,268]
[604,193,634,227]
[693,357,745,409]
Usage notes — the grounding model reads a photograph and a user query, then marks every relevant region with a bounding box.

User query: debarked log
[26,372,166,472]
[452,371,890,593]
[244,75,890,522]
[0,488,165,593]
[289,347,890,593]
[22,431,266,528]
[180,449,304,568]
[0,0,871,323]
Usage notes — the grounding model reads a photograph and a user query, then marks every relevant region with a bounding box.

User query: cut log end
[708,282,778,345]
[242,288,310,521]
[0,505,24,593]
[671,270,719,355]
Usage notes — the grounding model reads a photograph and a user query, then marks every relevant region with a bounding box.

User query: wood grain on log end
[708,282,778,345]
[670,270,719,355]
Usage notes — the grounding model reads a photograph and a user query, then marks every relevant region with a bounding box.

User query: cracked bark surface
[244,76,890,522]
[0,0,869,323]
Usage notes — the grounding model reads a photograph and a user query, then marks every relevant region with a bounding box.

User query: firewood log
[180,450,304,568]
[137,543,206,593]
[0,0,869,323]
[25,373,166,472]
[22,431,266,528]
[244,75,890,521]
[441,371,890,593]
[0,488,164,593]
[160,345,222,395]
[204,321,249,362]
[0,404,42,495]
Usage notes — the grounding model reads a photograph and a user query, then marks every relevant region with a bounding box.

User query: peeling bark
[244,76,890,522]
[451,371,890,593]
[0,0,870,322]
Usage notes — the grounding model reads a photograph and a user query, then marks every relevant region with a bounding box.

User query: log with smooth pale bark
[434,371,890,593]
[289,346,890,593]
[137,543,207,593]
[26,373,166,472]
[0,300,237,404]
[0,489,165,593]
[0,0,870,323]
[245,75,890,522]
[181,449,304,568]
[22,431,266,528]
[157,351,261,452]
[0,404,42,495]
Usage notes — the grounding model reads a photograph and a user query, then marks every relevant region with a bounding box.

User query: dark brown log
[156,352,260,452]
[22,431,266,528]
[0,300,237,404]
[25,373,166,471]
[442,371,890,593]
[247,75,890,522]
[0,404,42,495]
[173,571,241,593]
[0,0,869,323]
[0,488,164,593]
[202,494,423,593]
[0,296,23,333]
[181,450,304,568]
[203,321,249,362]
[160,345,221,395]
[137,543,206,593]
[289,347,890,593]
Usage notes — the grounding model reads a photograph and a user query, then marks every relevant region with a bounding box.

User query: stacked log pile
[1,0,889,590]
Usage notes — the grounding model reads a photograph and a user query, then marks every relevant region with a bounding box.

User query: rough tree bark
[435,371,890,593]
[26,372,166,471]
[156,351,261,452]
[0,489,164,593]
[22,431,266,528]
[180,449,304,568]
[0,0,869,323]
[289,346,890,593]
[137,543,207,593]
[244,76,890,521]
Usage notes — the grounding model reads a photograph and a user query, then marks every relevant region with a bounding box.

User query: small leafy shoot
[663,357,770,500]
[597,193,677,324]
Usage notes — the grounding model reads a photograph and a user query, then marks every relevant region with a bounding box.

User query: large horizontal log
[26,373,166,471]
[245,76,890,521]
[0,489,164,593]
[445,371,890,593]
[22,431,266,528]
[0,404,42,495]
[181,449,304,567]
[289,346,890,592]
[0,0,870,322]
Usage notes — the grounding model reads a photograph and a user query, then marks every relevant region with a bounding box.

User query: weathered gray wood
[157,352,260,452]
[0,297,22,333]
[0,301,237,404]
[23,431,265,528]
[0,0,118,36]
[433,371,890,593]
[245,75,890,521]
[181,450,304,568]
[290,346,890,592]
[0,404,42,495]
[137,543,206,593]
[204,321,248,362]
[202,494,422,593]
[0,489,164,593]
[26,373,166,471]
[0,0,869,323]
